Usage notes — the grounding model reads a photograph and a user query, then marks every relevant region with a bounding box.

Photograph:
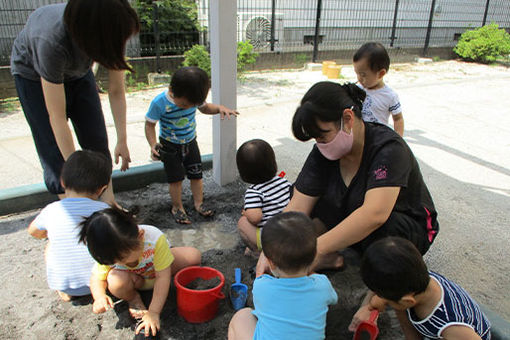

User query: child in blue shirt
[228,212,338,340]
[145,66,238,224]
[360,237,491,340]
[27,150,111,301]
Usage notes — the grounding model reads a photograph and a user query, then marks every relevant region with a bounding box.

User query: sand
[0,171,403,339]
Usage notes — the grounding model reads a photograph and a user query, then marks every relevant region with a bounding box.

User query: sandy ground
[0,173,403,340]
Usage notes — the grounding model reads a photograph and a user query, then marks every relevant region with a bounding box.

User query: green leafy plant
[182,41,258,78]
[454,23,510,63]
[295,53,309,65]
[237,41,259,75]
[182,44,211,76]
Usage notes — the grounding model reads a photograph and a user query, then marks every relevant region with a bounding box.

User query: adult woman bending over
[11,0,140,203]
[257,81,439,330]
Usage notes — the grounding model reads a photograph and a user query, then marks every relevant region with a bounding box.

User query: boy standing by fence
[353,42,404,136]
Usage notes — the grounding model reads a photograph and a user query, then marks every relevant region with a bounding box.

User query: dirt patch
[0,171,403,339]
[185,277,221,291]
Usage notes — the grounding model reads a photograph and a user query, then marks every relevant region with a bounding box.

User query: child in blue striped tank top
[360,237,491,340]
[236,139,292,254]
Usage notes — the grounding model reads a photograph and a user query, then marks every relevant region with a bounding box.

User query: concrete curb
[0,154,212,216]
[482,305,510,340]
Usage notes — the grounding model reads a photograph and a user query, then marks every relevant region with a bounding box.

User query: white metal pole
[210,0,237,186]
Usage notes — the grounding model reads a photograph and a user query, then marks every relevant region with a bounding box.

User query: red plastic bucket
[174,266,225,323]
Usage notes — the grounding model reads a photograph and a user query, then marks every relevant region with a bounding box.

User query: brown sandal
[195,204,215,217]
[171,209,191,224]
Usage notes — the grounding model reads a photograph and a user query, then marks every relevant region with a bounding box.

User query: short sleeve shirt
[32,198,109,291]
[93,225,174,281]
[295,122,437,231]
[145,90,201,144]
[252,274,338,340]
[359,84,402,125]
[10,4,92,83]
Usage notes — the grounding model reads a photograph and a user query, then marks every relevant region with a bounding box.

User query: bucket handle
[211,291,225,299]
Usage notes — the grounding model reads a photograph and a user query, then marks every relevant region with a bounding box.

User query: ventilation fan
[245,16,272,48]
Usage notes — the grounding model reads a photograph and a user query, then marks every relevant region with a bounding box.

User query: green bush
[182,45,211,76]
[182,41,258,77]
[454,23,510,63]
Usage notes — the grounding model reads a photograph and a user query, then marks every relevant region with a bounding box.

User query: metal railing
[1,0,509,67]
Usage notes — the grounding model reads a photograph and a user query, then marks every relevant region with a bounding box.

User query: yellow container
[322,61,336,75]
[327,65,342,79]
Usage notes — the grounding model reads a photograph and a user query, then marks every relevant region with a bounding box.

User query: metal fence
[1,0,510,67]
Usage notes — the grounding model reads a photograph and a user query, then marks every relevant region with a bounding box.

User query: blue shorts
[14,70,111,194]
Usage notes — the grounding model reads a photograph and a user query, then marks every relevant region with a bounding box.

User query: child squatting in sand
[228,212,338,340]
[79,207,201,337]
[145,66,238,224]
[361,237,491,340]
[236,139,292,254]
[28,150,111,301]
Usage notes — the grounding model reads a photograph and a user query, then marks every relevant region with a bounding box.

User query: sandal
[195,204,215,218]
[171,209,192,224]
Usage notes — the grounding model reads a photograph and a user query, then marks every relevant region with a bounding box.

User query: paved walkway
[1,61,510,320]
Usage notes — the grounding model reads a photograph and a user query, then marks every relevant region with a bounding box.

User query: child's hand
[135,311,160,337]
[150,143,162,161]
[348,304,374,332]
[92,295,114,314]
[218,105,239,120]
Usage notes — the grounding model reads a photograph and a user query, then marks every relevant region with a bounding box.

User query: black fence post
[153,3,161,73]
[270,0,276,51]
[423,0,436,57]
[312,0,322,62]
[482,0,490,26]
[390,0,400,47]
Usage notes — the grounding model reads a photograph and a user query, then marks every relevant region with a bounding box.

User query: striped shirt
[32,198,109,291]
[408,272,491,339]
[145,90,204,145]
[244,176,292,226]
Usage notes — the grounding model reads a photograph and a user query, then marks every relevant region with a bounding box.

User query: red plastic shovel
[353,310,379,340]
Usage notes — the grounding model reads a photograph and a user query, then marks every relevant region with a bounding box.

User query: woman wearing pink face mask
[256,81,439,329]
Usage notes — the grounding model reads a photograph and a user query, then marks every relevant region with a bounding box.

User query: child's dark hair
[292,82,366,141]
[64,0,140,72]
[262,212,317,273]
[353,42,390,72]
[170,67,210,105]
[61,150,112,194]
[361,237,430,301]
[236,139,277,184]
[79,207,140,265]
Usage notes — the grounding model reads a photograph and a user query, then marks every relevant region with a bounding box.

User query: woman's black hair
[236,139,277,184]
[262,212,317,273]
[64,0,140,71]
[79,207,140,265]
[360,237,430,302]
[170,67,210,105]
[292,82,366,141]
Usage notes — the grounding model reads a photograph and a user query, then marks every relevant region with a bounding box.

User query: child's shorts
[140,278,156,291]
[159,138,203,183]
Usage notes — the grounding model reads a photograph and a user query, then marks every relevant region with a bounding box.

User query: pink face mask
[316,119,353,160]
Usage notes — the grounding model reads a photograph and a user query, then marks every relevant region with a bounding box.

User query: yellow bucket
[327,65,342,79]
[322,61,336,75]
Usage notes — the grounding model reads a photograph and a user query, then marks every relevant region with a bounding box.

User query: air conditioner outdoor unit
[237,12,284,49]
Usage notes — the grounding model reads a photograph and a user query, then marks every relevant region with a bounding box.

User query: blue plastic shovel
[230,268,248,311]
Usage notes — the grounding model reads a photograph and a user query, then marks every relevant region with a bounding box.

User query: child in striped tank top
[236,139,292,254]
[360,237,491,340]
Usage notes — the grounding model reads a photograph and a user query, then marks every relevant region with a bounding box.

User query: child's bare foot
[57,291,72,302]
[128,293,147,319]
[244,247,261,259]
